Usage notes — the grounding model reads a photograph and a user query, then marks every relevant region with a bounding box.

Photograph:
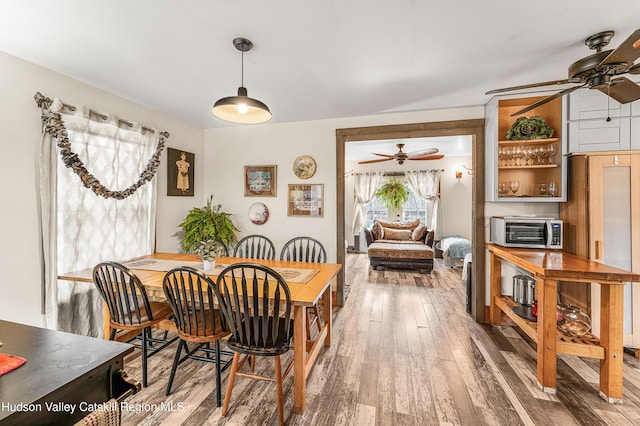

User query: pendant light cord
[241,50,245,87]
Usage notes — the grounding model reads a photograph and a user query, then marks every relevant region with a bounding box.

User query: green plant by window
[375,178,410,210]
[179,195,239,253]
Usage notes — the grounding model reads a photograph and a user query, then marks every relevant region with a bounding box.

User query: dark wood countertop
[486,243,640,284]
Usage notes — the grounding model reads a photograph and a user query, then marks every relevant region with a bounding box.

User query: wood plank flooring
[119,254,640,425]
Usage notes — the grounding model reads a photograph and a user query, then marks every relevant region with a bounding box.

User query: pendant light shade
[212,38,272,124]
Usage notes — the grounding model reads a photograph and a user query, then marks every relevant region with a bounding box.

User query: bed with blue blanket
[437,235,472,268]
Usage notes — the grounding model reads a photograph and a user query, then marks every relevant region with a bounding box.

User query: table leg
[537,278,557,393]
[293,305,307,413]
[489,251,502,325]
[322,286,332,347]
[599,283,624,403]
[103,302,111,340]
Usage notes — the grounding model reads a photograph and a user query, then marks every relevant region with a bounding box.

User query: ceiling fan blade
[485,78,582,95]
[407,154,445,161]
[511,84,586,116]
[597,77,640,104]
[371,152,396,158]
[598,29,640,68]
[407,147,439,158]
[358,158,394,164]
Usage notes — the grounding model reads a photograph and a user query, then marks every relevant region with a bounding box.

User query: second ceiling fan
[358,143,444,165]
[486,29,640,116]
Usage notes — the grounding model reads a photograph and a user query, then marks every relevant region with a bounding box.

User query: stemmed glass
[547,144,557,164]
[548,182,557,197]
[498,183,508,196]
[509,180,520,196]
[524,147,533,165]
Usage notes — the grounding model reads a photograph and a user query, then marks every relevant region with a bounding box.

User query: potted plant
[194,239,224,271]
[179,195,239,253]
[375,178,410,210]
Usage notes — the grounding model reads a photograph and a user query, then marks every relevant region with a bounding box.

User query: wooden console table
[487,244,640,403]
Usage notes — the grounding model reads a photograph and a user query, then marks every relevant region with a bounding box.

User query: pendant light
[211,38,272,124]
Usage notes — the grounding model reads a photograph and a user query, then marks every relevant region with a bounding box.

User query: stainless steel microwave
[490,216,563,249]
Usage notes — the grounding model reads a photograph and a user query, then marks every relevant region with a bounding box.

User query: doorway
[335,119,486,323]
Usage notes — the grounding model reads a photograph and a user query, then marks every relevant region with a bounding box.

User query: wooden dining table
[58,252,342,414]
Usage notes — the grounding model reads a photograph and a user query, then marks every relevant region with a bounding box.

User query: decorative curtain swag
[34,92,169,200]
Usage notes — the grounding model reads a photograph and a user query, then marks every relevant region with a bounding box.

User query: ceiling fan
[357,143,444,165]
[486,29,640,116]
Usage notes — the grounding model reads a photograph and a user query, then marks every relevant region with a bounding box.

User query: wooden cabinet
[485,93,567,202]
[560,152,640,349]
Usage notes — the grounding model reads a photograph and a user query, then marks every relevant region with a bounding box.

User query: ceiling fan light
[211,87,272,124]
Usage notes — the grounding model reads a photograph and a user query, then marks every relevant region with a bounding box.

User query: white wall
[203,108,483,262]
[344,155,473,247]
[0,51,203,326]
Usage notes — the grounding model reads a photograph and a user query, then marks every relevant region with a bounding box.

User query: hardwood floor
[119,254,640,425]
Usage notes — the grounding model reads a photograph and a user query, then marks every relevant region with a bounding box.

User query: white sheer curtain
[352,172,383,235]
[40,99,158,337]
[405,169,442,237]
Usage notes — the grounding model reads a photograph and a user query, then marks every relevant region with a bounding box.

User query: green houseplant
[375,178,410,210]
[179,195,239,253]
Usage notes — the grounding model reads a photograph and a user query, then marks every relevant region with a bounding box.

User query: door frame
[335,118,486,323]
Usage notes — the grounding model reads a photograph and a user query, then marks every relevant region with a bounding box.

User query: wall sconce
[455,167,463,180]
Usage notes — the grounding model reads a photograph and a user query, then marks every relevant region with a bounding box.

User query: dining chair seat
[111,301,174,329]
[227,316,294,356]
[175,309,227,342]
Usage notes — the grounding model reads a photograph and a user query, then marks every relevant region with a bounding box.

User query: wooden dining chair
[162,267,234,406]
[92,261,177,387]
[280,236,326,338]
[213,263,294,426]
[233,234,276,260]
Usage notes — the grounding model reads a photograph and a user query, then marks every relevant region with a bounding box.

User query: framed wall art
[244,165,277,196]
[167,148,194,196]
[287,184,323,217]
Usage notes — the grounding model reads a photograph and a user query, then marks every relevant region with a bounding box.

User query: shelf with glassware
[485,93,567,202]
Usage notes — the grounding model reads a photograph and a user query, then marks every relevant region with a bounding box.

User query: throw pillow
[371,221,384,240]
[382,227,412,241]
[411,224,428,241]
[376,218,420,230]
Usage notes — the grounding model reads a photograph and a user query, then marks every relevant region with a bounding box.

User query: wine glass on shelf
[547,144,557,164]
[509,180,520,196]
[548,181,557,197]
[524,146,533,165]
[513,146,522,166]
[498,183,508,196]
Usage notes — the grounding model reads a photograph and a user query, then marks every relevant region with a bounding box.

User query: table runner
[122,259,319,284]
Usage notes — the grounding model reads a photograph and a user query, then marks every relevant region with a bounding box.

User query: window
[365,179,427,228]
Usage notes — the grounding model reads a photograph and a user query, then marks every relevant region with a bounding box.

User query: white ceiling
[1,1,639,129]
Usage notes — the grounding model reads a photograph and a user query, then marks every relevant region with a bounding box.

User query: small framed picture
[244,165,277,196]
[288,184,323,217]
[167,148,194,196]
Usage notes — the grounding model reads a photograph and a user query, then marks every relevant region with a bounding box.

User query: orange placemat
[0,353,26,376]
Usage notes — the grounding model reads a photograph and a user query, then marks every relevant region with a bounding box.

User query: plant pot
[203,260,215,271]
